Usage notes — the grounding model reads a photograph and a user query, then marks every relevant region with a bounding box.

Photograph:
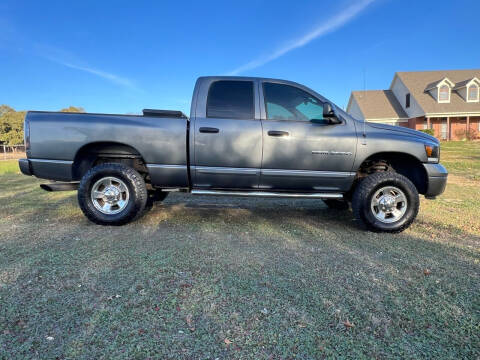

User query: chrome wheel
[91,176,129,215]
[370,186,407,223]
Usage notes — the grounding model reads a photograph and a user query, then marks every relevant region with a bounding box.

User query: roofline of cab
[195,76,331,105]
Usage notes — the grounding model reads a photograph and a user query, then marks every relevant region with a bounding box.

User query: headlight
[425,144,439,163]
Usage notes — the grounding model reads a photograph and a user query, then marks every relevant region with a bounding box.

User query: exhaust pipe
[40,182,79,192]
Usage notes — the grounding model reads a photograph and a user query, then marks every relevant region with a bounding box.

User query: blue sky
[1,0,479,114]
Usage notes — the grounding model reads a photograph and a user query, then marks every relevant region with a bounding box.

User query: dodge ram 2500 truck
[19,76,448,232]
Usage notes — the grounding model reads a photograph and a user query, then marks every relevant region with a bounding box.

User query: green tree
[0,104,14,116]
[60,106,85,113]
[0,105,85,146]
[0,110,26,145]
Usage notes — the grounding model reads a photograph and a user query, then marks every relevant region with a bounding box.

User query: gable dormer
[424,77,454,103]
[453,77,480,103]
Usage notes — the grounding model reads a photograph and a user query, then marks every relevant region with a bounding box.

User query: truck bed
[25,110,189,187]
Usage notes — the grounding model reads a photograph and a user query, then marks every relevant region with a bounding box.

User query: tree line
[0,105,84,145]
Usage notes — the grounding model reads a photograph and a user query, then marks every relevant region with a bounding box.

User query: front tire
[352,172,419,233]
[78,163,147,225]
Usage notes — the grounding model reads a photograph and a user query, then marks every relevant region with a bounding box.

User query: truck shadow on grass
[1,186,479,359]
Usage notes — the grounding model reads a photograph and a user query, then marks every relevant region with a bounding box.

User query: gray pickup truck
[19,76,448,232]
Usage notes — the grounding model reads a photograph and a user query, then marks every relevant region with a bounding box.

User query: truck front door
[192,79,262,189]
[259,81,357,192]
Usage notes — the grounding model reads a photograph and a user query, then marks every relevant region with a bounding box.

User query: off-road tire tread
[352,172,419,233]
[78,163,147,225]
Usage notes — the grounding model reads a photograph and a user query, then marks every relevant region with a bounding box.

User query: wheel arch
[72,141,148,180]
[355,151,428,195]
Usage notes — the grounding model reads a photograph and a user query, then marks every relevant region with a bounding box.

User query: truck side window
[207,80,254,119]
[264,83,324,122]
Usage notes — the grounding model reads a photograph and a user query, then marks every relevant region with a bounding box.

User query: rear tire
[78,163,147,225]
[352,172,419,233]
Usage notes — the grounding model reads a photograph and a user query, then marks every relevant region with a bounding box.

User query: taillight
[24,113,30,155]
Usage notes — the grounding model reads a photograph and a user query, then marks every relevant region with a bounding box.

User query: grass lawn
[0,142,479,359]
[0,160,22,175]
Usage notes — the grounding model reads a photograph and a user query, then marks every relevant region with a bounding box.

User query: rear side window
[207,80,254,119]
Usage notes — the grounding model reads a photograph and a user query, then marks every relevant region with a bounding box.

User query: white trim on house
[436,79,454,103]
[424,77,455,91]
[452,76,480,98]
[425,112,480,117]
[365,117,409,121]
[365,118,409,125]
[467,83,479,102]
[452,77,480,102]
[438,85,450,103]
[424,77,455,104]
[452,77,480,88]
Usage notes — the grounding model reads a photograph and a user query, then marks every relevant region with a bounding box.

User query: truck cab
[190,77,356,192]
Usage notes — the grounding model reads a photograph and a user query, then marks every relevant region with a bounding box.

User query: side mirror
[323,103,340,124]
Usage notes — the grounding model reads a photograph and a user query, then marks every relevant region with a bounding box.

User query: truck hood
[366,122,439,144]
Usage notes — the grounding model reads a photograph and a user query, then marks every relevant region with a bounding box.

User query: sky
[0,0,479,115]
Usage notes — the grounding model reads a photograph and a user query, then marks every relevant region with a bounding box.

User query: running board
[191,190,343,199]
[40,182,79,192]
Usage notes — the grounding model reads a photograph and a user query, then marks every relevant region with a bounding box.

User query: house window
[405,93,410,108]
[468,84,478,101]
[438,85,450,102]
[441,119,448,140]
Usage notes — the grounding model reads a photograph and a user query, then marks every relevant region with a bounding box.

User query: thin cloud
[36,44,139,90]
[228,0,376,75]
[47,58,135,88]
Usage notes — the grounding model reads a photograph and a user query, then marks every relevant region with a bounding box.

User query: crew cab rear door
[259,81,357,192]
[191,78,262,189]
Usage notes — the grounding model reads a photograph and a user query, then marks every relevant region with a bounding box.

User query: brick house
[346,70,480,140]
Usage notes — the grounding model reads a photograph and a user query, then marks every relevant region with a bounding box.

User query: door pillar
[467,116,470,137]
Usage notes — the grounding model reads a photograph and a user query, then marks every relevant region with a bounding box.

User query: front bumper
[18,158,32,176]
[423,163,448,198]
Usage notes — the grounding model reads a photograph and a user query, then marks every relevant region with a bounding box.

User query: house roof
[350,90,408,119]
[424,77,454,92]
[452,77,480,90]
[394,69,480,114]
